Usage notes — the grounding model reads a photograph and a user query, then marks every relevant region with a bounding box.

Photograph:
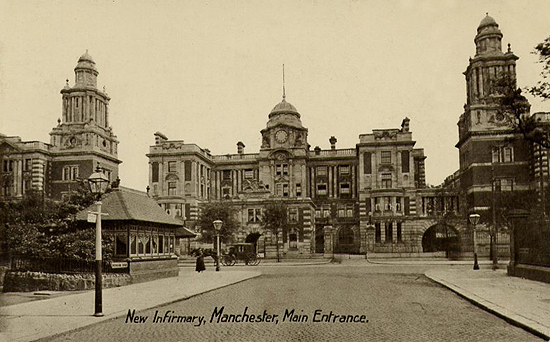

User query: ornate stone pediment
[374,130,398,140]
[162,142,183,150]
[378,164,395,172]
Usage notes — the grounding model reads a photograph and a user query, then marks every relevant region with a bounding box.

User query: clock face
[275,130,288,143]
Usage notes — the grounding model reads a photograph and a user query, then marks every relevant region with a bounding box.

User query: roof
[176,226,197,238]
[76,187,187,227]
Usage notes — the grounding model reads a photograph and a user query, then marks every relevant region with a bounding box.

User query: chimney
[329,136,337,150]
[237,141,245,154]
[154,131,168,145]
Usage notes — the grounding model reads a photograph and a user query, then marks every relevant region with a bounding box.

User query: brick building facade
[0,52,121,201]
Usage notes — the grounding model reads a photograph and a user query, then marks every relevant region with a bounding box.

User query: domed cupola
[74,50,99,88]
[266,96,304,129]
[474,13,503,56]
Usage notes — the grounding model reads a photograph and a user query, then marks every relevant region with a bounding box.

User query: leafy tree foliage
[196,201,239,243]
[528,36,550,101]
[262,201,288,261]
[0,181,113,262]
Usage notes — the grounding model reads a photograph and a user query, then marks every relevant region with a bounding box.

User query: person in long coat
[195,248,206,273]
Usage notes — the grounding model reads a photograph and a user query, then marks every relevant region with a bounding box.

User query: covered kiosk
[77,187,195,283]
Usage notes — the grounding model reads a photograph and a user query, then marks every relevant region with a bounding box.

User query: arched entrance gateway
[335,226,360,254]
[422,224,460,254]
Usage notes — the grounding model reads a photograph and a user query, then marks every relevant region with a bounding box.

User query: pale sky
[1,0,549,191]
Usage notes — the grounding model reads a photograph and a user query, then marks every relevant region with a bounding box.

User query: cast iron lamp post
[87,164,110,316]
[213,220,223,272]
[469,213,480,270]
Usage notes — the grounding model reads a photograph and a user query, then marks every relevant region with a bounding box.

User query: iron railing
[10,255,129,274]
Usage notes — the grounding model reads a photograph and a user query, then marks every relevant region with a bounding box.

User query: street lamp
[87,164,110,317]
[469,213,480,270]
[213,220,223,272]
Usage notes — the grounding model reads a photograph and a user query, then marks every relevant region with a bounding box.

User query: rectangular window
[374,197,381,212]
[317,166,327,176]
[338,208,345,217]
[283,164,289,176]
[317,183,327,195]
[346,206,353,217]
[315,209,321,218]
[248,209,255,222]
[247,208,262,223]
[168,161,177,173]
[72,167,79,180]
[381,151,391,164]
[296,183,302,197]
[401,151,410,173]
[381,173,392,188]
[289,208,298,222]
[375,223,381,243]
[168,182,177,196]
[25,159,32,171]
[397,222,402,242]
[323,206,331,218]
[184,161,192,181]
[503,147,513,162]
[244,169,254,179]
[404,197,410,215]
[339,165,350,174]
[175,203,183,217]
[364,152,372,174]
[63,166,79,181]
[152,162,159,182]
[283,183,289,197]
[223,170,231,180]
[492,148,500,163]
[340,183,350,194]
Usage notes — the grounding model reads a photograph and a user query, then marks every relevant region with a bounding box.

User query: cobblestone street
[40,264,543,342]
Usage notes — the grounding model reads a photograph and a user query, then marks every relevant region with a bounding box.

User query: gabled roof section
[77,187,185,227]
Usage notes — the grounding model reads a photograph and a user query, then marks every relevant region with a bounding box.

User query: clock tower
[258,92,309,198]
[49,51,121,199]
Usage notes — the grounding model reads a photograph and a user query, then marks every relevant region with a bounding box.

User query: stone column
[323,226,336,258]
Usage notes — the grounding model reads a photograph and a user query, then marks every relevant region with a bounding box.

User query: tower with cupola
[456,15,531,231]
[49,51,121,199]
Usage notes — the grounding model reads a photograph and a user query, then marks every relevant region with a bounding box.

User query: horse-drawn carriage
[221,243,260,266]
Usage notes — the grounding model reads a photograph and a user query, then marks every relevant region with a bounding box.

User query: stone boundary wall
[2,271,132,292]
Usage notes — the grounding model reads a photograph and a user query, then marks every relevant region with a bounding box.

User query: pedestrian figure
[196,248,206,273]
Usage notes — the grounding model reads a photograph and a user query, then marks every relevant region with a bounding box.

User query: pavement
[0,268,261,342]
[425,264,550,341]
[0,258,548,342]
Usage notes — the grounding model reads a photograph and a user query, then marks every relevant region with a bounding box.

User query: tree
[528,36,550,101]
[0,181,114,262]
[262,201,288,262]
[196,201,239,244]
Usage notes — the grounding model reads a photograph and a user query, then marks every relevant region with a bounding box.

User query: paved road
[40,263,543,342]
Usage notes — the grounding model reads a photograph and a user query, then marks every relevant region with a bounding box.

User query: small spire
[282,63,286,100]
[507,43,511,53]
[486,12,489,16]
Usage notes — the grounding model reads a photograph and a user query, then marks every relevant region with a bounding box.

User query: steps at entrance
[366,252,447,259]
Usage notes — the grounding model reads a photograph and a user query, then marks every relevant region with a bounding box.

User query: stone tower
[456,15,531,225]
[49,51,121,199]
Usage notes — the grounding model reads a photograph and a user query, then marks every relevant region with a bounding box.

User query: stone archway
[335,225,360,254]
[422,224,460,254]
